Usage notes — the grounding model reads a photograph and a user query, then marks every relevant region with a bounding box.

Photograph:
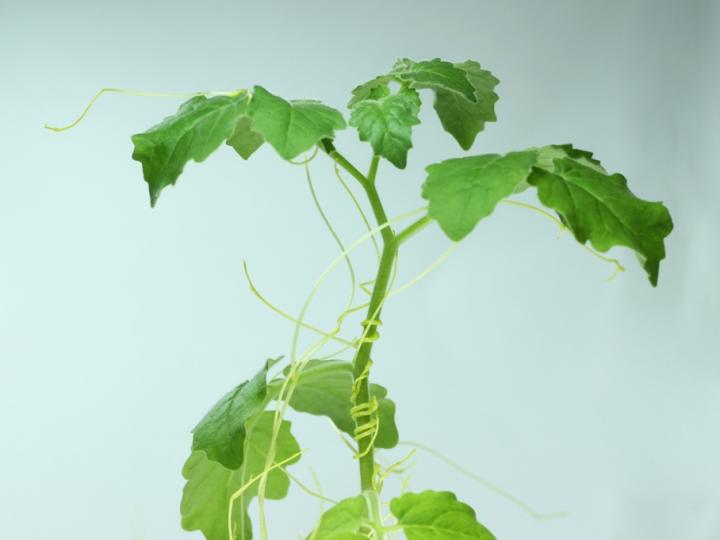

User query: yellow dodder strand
[45,87,239,132]
[500,198,625,280]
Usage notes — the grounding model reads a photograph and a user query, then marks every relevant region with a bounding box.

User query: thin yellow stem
[242,262,355,347]
[45,87,240,132]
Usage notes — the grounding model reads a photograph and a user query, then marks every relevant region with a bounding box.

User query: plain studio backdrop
[1,0,718,538]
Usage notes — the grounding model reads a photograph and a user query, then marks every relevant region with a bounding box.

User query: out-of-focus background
[1,0,718,538]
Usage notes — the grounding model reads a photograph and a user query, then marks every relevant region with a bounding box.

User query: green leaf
[422,151,538,241]
[390,491,496,540]
[512,143,606,194]
[226,116,264,159]
[306,495,369,540]
[182,412,301,540]
[269,360,399,449]
[131,92,249,206]
[349,86,421,168]
[433,60,499,150]
[348,75,395,108]
[527,154,673,285]
[248,86,346,160]
[393,58,477,103]
[191,360,272,470]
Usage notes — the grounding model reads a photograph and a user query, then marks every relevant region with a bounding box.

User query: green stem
[320,139,369,190]
[363,179,394,245]
[367,155,380,184]
[321,141,397,493]
[396,215,432,245]
[354,236,396,491]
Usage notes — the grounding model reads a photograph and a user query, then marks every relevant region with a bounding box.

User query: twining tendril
[373,449,416,493]
[333,163,381,260]
[350,358,381,459]
[287,145,320,165]
[44,87,240,132]
[501,199,625,281]
[227,448,305,540]
[242,261,355,347]
[282,468,337,504]
[399,440,569,520]
[256,195,427,539]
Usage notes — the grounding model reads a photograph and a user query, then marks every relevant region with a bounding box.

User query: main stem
[355,229,396,491]
[320,141,396,492]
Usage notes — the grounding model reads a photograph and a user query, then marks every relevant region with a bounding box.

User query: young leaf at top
[422,151,538,241]
[268,360,399,449]
[131,91,249,206]
[433,60,499,150]
[226,115,264,159]
[390,490,496,540]
[348,74,395,108]
[527,152,673,285]
[349,86,421,168]
[182,412,301,540]
[306,495,369,540]
[191,359,273,470]
[248,86,346,160]
[348,57,485,110]
[392,58,477,103]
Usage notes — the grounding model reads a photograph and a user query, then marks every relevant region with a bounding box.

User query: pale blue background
[1,0,719,538]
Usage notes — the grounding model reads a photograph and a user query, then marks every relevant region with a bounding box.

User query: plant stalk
[353,235,396,491]
[321,142,397,493]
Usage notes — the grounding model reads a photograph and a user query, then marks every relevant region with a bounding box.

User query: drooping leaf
[248,86,346,160]
[182,412,301,540]
[191,359,272,470]
[422,151,538,241]
[131,91,249,206]
[513,143,606,194]
[392,58,477,103]
[390,491,496,540]
[535,144,605,174]
[306,495,369,540]
[527,156,673,285]
[269,359,399,449]
[226,116,264,159]
[349,86,421,168]
[433,60,499,150]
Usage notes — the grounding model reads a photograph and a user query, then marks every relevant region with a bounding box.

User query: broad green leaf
[390,491,496,540]
[306,495,369,540]
[191,360,271,470]
[182,412,301,540]
[422,151,538,241]
[131,92,248,206]
[269,360,399,449]
[349,87,421,168]
[226,116,264,159]
[248,86,346,160]
[433,61,499,150]
[393,58,477,103]
[527,157,673,285]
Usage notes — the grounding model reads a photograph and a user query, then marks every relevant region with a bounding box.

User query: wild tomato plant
[52,57,673,539]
